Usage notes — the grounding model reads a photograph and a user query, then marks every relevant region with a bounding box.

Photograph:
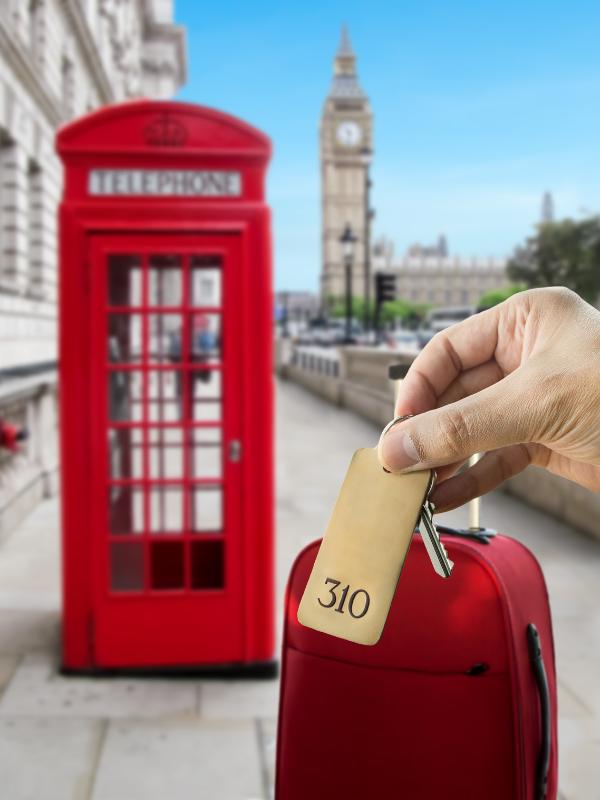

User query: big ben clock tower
[320,27,373,302]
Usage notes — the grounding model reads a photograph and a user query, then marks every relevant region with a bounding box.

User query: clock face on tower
[336,120,362,147]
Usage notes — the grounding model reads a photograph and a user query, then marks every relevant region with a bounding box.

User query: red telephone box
[56,101,274,673]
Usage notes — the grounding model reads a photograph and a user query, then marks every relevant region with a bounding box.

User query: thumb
[378,373,533,473]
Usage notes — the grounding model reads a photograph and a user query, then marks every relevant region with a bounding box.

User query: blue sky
[176,0,600,292]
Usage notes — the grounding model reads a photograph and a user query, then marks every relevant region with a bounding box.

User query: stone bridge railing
[277,341,415,427]
[275,338,600,540]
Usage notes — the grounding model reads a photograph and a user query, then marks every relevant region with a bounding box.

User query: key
[382,415,454,578]
[419,491,454,578]
[297,448,438,646]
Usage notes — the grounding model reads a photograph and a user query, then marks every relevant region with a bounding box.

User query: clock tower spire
[320,26,373,302]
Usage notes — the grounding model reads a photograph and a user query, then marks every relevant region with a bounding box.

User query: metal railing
[290,347,340,379]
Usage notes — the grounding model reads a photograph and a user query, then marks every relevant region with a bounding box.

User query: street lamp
[340,224,357,344]
[360,146,374,332]
[281,291,290,338]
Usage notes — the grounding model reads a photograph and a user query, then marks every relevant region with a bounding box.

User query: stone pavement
[0,378,598,799]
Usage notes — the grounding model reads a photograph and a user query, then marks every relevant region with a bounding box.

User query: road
[0,378,597,798]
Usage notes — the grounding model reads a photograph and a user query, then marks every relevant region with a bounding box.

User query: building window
[29,0,44,63]
[0,131,16,290]
[62,55,75,119]
[444,290,451,305]
[461,290,469,304]
[27,159,43,298]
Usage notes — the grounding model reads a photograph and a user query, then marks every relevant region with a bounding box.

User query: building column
[0,142,29,294]
[28,162,60,302]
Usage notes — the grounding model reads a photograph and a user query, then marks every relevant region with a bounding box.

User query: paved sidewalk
[0,378,598,798]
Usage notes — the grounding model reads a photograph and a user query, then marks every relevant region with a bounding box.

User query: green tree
[328,297,374,320]
[380,300,430,326]
[328,296,431,328]
[478,284,526,310]
[507,217,600,304]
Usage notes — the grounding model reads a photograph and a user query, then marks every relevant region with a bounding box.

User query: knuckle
[428,330,446,351]
[497,449,516,484]
[537,285,581,311]
[404,429,428,464]
[548,285,579,304]
[436,407,472,457]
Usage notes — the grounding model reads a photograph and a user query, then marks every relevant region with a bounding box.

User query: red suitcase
[276,528,557,799]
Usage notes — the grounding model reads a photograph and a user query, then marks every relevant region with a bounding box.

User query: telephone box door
[90,233,244,667]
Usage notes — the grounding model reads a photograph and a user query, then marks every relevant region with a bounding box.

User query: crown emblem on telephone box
[144,113,188,147]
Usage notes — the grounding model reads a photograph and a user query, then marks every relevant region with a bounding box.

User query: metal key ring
[381,414,414,438]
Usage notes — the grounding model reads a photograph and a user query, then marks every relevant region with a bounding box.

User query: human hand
[377,287,600,512]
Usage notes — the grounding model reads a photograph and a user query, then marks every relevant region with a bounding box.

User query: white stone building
[395,256,507,308]
[0,0,185,536]
[372,237,508,308]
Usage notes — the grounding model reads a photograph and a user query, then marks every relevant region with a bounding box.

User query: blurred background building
[372,235,508,307]
[541,190,555,223]
[0,0,185,537]
[319,29,520,312]
[275,290,320,324]
[320,27,372,301]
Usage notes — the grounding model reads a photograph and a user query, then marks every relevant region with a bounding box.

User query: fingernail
[381,428,420,472]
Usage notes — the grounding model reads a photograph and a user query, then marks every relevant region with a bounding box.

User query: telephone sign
[57,101,275,673]
[88,169,242,196]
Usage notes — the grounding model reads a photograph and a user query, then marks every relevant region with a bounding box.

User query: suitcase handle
[434,524,496,545]
[527,623,551,800]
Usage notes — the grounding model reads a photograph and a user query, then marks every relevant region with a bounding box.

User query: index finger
[395,305,501,415]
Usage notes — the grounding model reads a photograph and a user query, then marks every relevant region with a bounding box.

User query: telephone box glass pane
[102,247,236,601]
[108,428,144,480]
[190,313,221,363]
[191,486,223,533]
[108,314,143,363]
[191,428,222,479]
[109,485,144,535]
[149,254,182,306]
[147,371,181,422]
[108,371,143,422]
[108,255,142,307]
[190,256,222,306]
[149,427,183,444]
[110,541,144,591]
[150,487,183,533]
[150,541,184,590]
[191,370,221,422]
[149,446,183,480]
[148,314,183,365]
[148,427,184,480]
[191,540,224,589]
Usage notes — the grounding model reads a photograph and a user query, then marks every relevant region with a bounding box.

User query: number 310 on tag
[317,577,371,619]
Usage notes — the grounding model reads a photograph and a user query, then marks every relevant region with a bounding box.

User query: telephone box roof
[57,99,271,160]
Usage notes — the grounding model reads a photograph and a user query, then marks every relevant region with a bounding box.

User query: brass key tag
[297,448,433,646]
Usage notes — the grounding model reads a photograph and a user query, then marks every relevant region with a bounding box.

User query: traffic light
[374,272,396,341]
[375,272,396,306]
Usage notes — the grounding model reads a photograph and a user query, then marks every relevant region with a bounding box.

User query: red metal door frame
[89,232,245,667]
